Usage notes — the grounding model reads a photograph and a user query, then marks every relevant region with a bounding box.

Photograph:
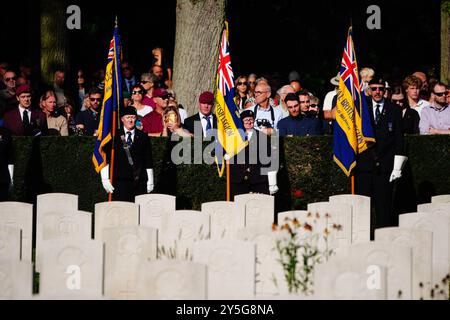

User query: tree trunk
[172,0,226,116]
[441,1,450,83]
[41,0,68,87]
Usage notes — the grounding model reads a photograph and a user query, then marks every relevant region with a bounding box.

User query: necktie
[375,104,381,124]
[204,116,212,134]
[23,110,30,126]
[126,132,132,146]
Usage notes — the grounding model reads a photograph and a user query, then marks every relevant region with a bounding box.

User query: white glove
[146,168,154,193]
[8,164,14,191]
[389,155,408,182]
[100,165,114,194]
[268,171,279,195]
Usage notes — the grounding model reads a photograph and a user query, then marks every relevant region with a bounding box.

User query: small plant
[272,212,342,295]
[157,224,210,261]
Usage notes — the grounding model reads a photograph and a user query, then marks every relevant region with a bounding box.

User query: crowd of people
[1,48,450,228]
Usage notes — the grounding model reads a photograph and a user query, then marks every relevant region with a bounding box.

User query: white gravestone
[314,257,387,300]
[160,211,210,260]
[0,226,21,261]
[375,227,433,299]
[36,211,92,272]
[135,194,176,230]
[418,203,450,216]
[307,202,353,248]
[432,195,450,204]
[39,239,103,299]
[103,226,158,300]
[237,227,288,297]
[202,201,244,240]
[94,202,139,241]
[193,240,256,300]
[234,194,274,229]
[336,242,413,299]
[135,260,207,300]
[0,202,33,262]
[400,213,450,285]
[329,194,371,243]
[0,259,33,299]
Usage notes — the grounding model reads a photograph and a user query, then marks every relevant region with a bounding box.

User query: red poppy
[293,190,303,198]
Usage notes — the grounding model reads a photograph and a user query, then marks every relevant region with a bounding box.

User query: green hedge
[8,135,450,213]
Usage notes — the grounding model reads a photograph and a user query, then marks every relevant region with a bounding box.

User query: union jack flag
[215,22,247,177]
[217,28,234,96]
[333,27,375,177]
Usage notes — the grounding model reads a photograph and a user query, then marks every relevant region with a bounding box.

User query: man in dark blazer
[100,107,154,202]
[229,109,278,199]
[183,91,217,138]
[3,85,47,136]
[0,126,14,201]
[355,78,407,230]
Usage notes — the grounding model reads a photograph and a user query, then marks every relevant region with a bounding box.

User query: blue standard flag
[92,22,123,173]
[333,27,375,176]
[215,23,248,177]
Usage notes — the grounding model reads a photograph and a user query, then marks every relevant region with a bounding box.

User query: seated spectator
[403,75,430,117]
[275,85,295,118]
[130,84,153,118]
[391,86,419,134]
[161,105,192,138]
[75,88,102,136]
[247,73,257,97]
[40,91,68,136]
[419,82,450,135]
[234,75,251,110]
[152,47,172,88]
[142,88,170,137]
[140,73,158,108]
[183,91,217,138]
[0,70,17,121]
[3,85,47,136]
[277,93,323,136]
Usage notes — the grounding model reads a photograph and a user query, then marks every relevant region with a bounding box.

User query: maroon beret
[199,91,214,104]
[15,84,31,97]
[153,88,169,98]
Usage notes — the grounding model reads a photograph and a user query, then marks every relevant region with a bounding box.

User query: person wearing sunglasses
[355,77,406,230]
[140,73,158,109]
[130,84,153,118]
[75,88,103,136]
[391,86,419,134]
[234,76,250,110]
[419,82,450,135]
[0,70,18,119]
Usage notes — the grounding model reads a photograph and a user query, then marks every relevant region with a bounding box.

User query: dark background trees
[0,0,442,106]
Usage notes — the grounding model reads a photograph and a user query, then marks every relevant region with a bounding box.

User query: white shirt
[252,104,283,132]
[372,99,385,120]
[323,90,337,111]
[246,129,254,141]
[200,113,213,138]
[19,105,31,122]
[124,128,135,144]
[411,99,431,117]
[178,108,187,124]
[136,105,153,118]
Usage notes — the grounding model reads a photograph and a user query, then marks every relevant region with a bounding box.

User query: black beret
[240,109,255,119]
[368,78,386,86]
[120,107,137,118]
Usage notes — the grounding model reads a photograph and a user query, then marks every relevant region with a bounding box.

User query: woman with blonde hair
[40,90,68,136]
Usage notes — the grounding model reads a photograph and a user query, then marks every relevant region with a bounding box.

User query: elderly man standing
[3,85,47,136]
[251,81,283,136]
[183,91,217,138]
[419,82,450,135]
[99,107,154,202]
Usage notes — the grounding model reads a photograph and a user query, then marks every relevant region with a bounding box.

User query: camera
[256,118,273,129]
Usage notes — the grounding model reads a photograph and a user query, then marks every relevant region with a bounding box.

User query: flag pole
[108,16,121,202]
[351,174,355,195]
[226,160,230,202]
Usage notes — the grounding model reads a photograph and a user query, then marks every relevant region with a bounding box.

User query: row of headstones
[1,193,450,299]
[314,197,450,300]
